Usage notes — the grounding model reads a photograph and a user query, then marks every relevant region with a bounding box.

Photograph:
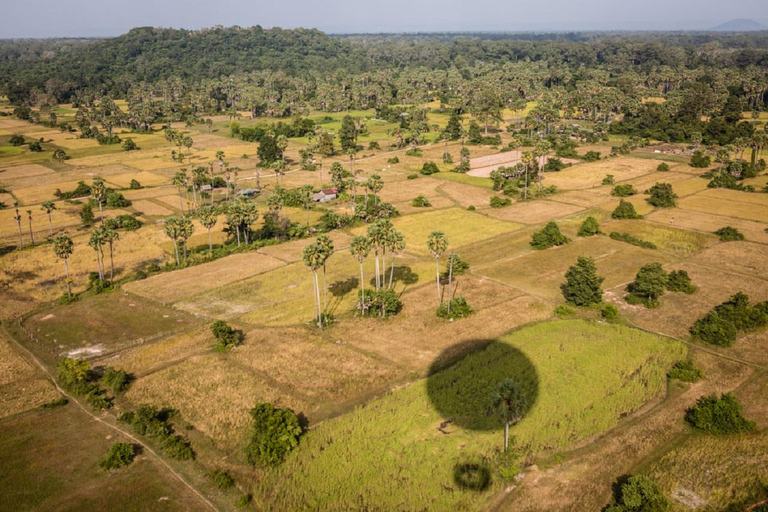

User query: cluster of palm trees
[302,235,335,328]
[88,225,119,282]
[11,201,58,250]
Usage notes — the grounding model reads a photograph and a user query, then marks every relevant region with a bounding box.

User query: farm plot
[678,194,768,223]
[543,158,659,190]
[601,219,718,255]
[0,334,59,419]
[645,208,768,245]
[688,241,768,279]
[484,199,586,224]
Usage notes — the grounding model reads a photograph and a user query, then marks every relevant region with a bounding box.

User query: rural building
[312,188,338,202]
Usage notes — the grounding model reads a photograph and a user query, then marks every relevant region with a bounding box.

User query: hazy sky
[2,0,768,38]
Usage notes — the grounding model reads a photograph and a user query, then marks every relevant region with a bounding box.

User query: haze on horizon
[1,0,768,38]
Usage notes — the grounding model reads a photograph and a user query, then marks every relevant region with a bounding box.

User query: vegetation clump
[245,403,302,467]
[684,393,755,434]
[714,226,744,241]
[626,263,668,308]
[611,199,642,219]
[611,184,636,197]
[689,150,711,168]
[561,256,604,307]
[357,289,402,318]
[609,232,656,249]
[605,475,671,512]
[601,303,619,321]
[100,443,136,470]
[656,162,670,171]
[577,216,600,237]
[208,469,235,490]
[690,292,768,347]
[554,304,575,318]
[530,222,570,250]
[645,183,677,208]
[210,320,243,351]
[489,196,512,209]
[436,296,474,320]
[668,359,704,382]
[412,195,431,207]
[665,270,696,294]
[102,367,130,393]
[601,174,615,185]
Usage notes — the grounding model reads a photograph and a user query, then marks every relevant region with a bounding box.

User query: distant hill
[711,19,767,32]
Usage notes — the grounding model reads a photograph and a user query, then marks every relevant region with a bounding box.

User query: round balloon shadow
[426,339,539,431]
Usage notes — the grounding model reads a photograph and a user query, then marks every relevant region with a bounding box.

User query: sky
[1,0,768,38]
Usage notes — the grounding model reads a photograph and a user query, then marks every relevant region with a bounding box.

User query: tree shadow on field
[426,339,539,432]
[453,462,492,491]
[329,277,359,298]
[368,265,419,290]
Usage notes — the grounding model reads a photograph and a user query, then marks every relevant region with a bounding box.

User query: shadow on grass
[453,463,492,491]
[426,339,539,431]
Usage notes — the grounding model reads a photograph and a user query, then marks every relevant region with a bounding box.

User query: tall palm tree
[164,217,183,265]
[13,204,23,249]
[387,230,405,290]
[367,223,384,290]
[41,201,56,237]
[369,174,383,204]
[53,235,74,297]
[179,217,195,260]
[198,205,218,253]
[521,151,534,200]
[349,235,371,312]
[316,234,334,311]
[182,136,193,163]
[490,379,529,452]
[427,231,448,304]
[26,210,35,245]
[91,177,107,223]
[103,226,119,281]
[88,227,106,281]
[302,242,327,328]
[171,171,188,214]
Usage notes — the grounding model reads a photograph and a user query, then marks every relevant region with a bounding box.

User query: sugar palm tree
[182,136,193,163]
[239,199,259,244]
[302,242,327,328]
[491,379,529,452]
[369,174,383,204]
[316,234,334,311]
[179,217,195,260]
[53,235,74,297]
[349,235,371,312]
[91,177,107,223]
[387,230,405,290]
[13,203,23,249]
[427,231,448,303]
[198,205,218,253]
[521,151,534,200]
[164,217,183,265]
[301,185,314,228]
[366,223,384,290]
[103,226,119,281]
[26,210,35,245]
[88,227,106,281]
[171,171,188,214]
[41,201,56,237]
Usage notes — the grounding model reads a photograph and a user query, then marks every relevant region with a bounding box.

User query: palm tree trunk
[359,262,365,313]
[374,251,380,290]
[63,258,72,297]
[314,271,322,328]
[98,202,103,224]
[504,422,509,451]
[389,255,395,289]
[95,248,103,281]
[109,241,114,281]
[323,264,327,312]
[435,257,441,304]
[208,227,213,253]
[28,219,34,245]
[183,239,187,260]
[173,240,180,265]
[48,214,53,236]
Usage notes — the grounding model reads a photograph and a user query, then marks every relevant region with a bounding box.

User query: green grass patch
[430,171,494,189]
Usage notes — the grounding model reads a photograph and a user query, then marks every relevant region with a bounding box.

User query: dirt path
[1,323,219,512]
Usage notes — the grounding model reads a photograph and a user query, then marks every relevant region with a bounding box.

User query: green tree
[646,183,677,208]
[198,205,218,253]
[577,216,600,237]
[88,226,107,282]
[561,256,604,306]
[101,443,136,470]
[684,393,755,435]
[612,199,642,219]
[164,217,183,265]
[530,222,570,250]
[91,177,107,223]
[490,379,529,452]
[349,235,371,312]
[605,474,671,512]
[302,242,327,328]
[339,115,358,151]
[316,234,335,312]
[41,201,56,237]
[626,263,668,308]
[53,235,74,297]
[245,403,302,467]
[427,231,449,304]
[442,111,463,140]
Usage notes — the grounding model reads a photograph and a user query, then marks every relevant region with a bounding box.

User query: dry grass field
[0,334,59,419]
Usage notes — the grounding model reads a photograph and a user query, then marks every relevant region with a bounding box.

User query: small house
[312,188,338,203]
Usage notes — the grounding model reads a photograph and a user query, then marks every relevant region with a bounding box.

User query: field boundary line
[1,322,219,512]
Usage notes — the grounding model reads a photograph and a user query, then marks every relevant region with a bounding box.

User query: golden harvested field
[552,187,613,208]
[0,163,55,180]
[103,170,168,188]
[678,195,768,223]
[257,231,352,263]
[688,241,768,279]
[485,198,585,223]
[645,208,768,244]
[602,219,718,255]
[543,157,659,190]
[671,176,710,197]
[475,235,677,300]
[696,187,768,206]
[125,251,286,303]
[0,335,59,419]
[437,180,496,209]
[130,199,175,216]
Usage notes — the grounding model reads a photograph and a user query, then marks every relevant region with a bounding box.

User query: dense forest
[2,26,768,144]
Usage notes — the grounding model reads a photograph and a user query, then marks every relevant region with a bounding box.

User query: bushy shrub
[387,156,399,164]
[490,196,512,208]
[129,179,142,189]
[357,289,402,318]
[236,494,253,509]
[245,403,302,467]
[100,443,136,470]
[406,149,423,157]
[577,216,600,237]
[102,367,130,393]
[561,256,604,307]
[406,173,418,180]
[9,133,25,146]
[609,232,657,249]
[412,195,432,207]
[691,292,768,346]
[611,184,637,197]
[684,393,755,434]
[668,359,704,382]
[353,196,399,222]
[542,157,566,172]
[601,174,615,185]
[605,475,671,512]
[163,434,195,460]
[530,222,570,250]
[210,320,243,351]
[583,151,601,162]
[690,311,738,347]
[86,388,113,410]
[106,190,131,208]
[320,211,355,230]
[40,397,69,409]
[656,162,670,171]
[122,138,139,151]
[625,263,668,308]
[125,404,172,438]
[611,200,642,219]
[208,469,235,490]
[467,205,476,211]
[689,150,711,168]
[554,304,575,318]
[714,226,744,241]
[420,161,439,175]
[666,270,696,294]
[436,296,474,320]
[601,303,619,321]
[646,183,677,208]
[444,253,469,276]
[57,358,94,395]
